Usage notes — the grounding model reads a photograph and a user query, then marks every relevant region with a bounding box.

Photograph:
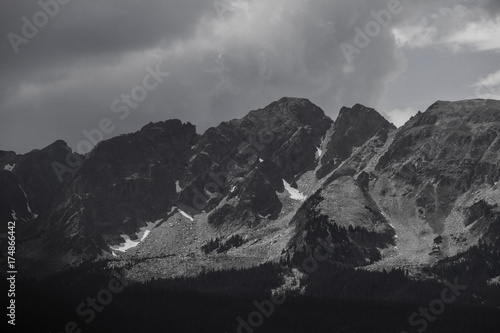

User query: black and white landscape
[2,1,500,333]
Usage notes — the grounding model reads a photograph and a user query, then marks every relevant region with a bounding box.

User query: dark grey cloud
[1,0,498,153]
[0,0,212,100]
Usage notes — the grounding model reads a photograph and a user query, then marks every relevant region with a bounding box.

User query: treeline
[201,234,245,254]
[434,238,500,283]
[430,223,500,299]
[288,192,394,268]
[12,210,500,332]
[146,262,284,298]
[15,261,500,333]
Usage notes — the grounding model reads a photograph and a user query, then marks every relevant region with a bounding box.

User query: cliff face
[5,98,500,280]
[317,104,396,179]
[377,100,500,227]
[366,99,500,270]
[0,140,76,223]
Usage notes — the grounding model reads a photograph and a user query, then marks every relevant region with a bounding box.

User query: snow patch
[316,147,322,158]
[175,180,182,193]
[11,211,17,221]
[139,219,162,241]
[110,235,140,253]
[4,163,15,171]
[283,180,306,201]
[230,186,236,193]
[259,158,264,162]
[465,220,478,230]
[488,276,500,285]
[19,185,34,216]
[178,209,194,221]
[110,219,162,253]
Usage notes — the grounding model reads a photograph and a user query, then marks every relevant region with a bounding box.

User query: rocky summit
[1,98,500,282]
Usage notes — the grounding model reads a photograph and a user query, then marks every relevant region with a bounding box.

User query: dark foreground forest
[11,250,500,333]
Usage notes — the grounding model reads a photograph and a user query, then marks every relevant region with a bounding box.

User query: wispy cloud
[393,4,500,53]
[384,106,419,127]
[444,17,500,52]
[473,69,500,99]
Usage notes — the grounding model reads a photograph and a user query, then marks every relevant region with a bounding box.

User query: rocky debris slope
[17,120,198,269]
[361,99,500,272]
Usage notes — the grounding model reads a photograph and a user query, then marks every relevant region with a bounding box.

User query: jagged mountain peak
[84,119,198,164]
[404,99,500,128]
[238,97,331,129]
[316,103,395,179]
[140,118,196,133]
[266,96,316,109]
[426,98,500,112]
[336,103,395,129]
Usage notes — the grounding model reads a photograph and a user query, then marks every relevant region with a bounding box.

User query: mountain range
[2,97,500,285]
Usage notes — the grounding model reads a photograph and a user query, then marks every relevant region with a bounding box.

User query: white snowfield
[178,208,194,221]
[316,147,322,157]
[4,163,15,171]
[283,179,306,201]
[110,219,163,253]
[19,185,36,217]
[175,180,182,193]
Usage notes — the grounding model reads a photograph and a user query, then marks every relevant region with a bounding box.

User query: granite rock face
[317,104,396,179]
[0,140,77,224]
[189,97,333,230]
[376,100,500,234]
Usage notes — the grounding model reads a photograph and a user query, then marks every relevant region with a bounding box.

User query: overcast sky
[1,0,499,154]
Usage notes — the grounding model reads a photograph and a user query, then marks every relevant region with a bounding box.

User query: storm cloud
[1,0,499,153]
